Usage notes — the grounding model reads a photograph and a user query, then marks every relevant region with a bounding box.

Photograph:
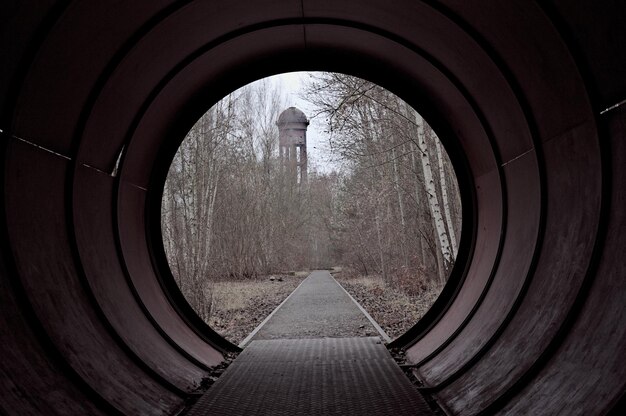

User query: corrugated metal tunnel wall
[1,1,624,415]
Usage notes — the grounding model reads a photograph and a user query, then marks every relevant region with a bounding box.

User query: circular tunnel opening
[135,20,482,360]
[156,71,467,346]
[4,2,621,415]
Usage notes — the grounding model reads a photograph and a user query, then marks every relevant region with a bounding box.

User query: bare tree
[301,72,461,290]
[161,78,338,321]
[161,72,462,322]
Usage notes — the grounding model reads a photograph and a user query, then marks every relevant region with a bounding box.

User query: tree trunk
[413,110,453,276]
[391,146,409,267]
[375,208,387,279]
[434,135,458,258]
[410,141,428,266]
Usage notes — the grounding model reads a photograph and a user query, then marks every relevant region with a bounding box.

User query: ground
[208,273,307,345]
[334,272,443,340]
[207,269,443,344]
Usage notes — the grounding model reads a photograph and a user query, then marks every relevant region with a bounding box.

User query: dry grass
[335,273,443,340]
[204,268,443,345]
[208,274,306,345]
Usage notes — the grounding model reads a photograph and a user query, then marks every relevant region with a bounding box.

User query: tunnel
[1,1,625,414]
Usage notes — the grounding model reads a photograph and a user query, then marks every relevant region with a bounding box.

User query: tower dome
[277,106,309,126]
[276,107,309,184]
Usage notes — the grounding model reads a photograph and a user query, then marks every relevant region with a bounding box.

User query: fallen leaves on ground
[335,274,442,340]
[208,274,306,345]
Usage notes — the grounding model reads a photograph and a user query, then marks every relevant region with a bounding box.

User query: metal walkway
[187,272,433,415]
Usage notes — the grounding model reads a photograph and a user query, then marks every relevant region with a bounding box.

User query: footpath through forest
[240,270,389,345]
[186,271,433,415]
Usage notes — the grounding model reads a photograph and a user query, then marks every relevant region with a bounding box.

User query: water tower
[277,107,309,183]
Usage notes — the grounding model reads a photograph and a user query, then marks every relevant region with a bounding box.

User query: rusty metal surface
[187,337,433,415]
[416,152,541,388]
[0,1,624,415]
[404,170,502,364]
[10,2,172,157]
[0,226,107,415]
[498,105,626,416]
[73,165,208,392]
[117,181,224,369]
[436,121,603,413]
[77,5,304,177]
[118,24,305,189]
[4,140,183,414]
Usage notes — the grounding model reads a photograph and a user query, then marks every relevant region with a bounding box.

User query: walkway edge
[238,273,313,347]
[330,274,392,343]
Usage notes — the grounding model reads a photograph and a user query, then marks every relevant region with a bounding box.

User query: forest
[161,73,461,325]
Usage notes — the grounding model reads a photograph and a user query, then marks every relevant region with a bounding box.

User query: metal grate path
[187,337,433,415]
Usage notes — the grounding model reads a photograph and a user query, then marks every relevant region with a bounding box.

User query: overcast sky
[259,71,338,173]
